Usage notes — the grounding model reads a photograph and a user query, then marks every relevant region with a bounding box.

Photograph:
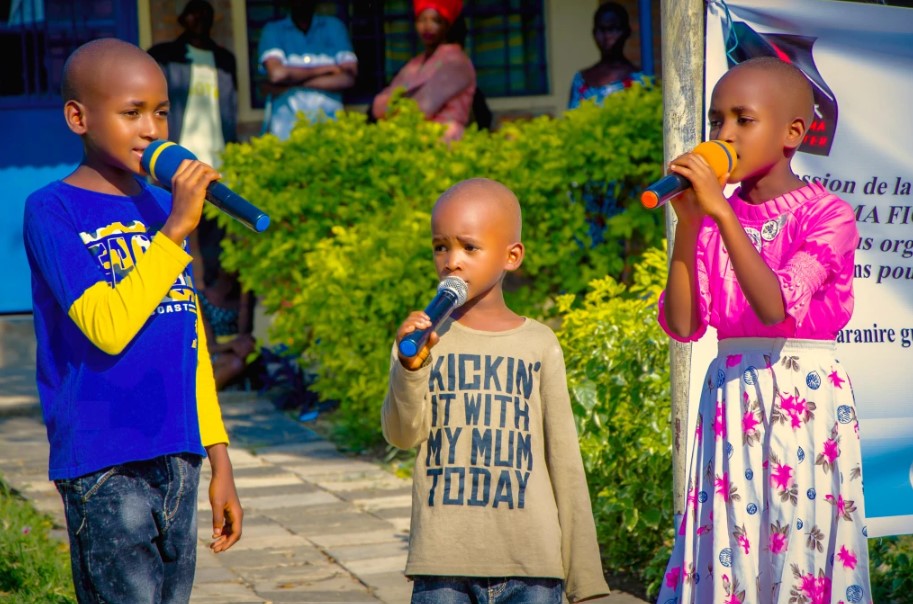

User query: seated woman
[568,2,650,109]
[370,0,475,141]
[191,217,256,390]
[200,268,255,390]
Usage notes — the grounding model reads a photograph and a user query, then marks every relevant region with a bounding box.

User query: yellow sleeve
[67,233,191,355]
[195,297,229,447]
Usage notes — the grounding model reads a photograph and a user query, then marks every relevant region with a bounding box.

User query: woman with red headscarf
[370,0,476,141]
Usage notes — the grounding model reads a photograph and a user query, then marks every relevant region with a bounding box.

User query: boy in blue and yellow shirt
[23,38,242,603]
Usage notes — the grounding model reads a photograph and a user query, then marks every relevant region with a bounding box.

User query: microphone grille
[438,276,469,307]
[694,140,738,177]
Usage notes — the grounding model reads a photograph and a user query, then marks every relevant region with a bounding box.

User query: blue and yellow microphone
[142,140,270,233]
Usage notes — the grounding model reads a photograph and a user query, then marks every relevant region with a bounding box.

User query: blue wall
[0,107,81,313]
[1,1,138,314]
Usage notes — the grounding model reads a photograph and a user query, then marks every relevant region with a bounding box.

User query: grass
[0,476,75,603]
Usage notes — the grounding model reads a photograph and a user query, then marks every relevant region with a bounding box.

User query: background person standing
[148,0,238,168]
[257,0,358,140]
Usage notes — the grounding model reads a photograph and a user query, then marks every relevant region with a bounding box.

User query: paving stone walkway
[0,316,648,603]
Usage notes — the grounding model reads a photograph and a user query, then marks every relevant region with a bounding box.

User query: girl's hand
[396,311,440,371]
[668,151,730,224]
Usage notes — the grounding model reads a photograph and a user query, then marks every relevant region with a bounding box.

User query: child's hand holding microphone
[641,140,738,226]
[396,276,469,371]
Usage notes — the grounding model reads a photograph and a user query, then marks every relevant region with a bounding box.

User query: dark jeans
[411,576,564,604]
[55,453,202,604]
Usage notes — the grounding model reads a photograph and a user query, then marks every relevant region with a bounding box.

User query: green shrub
[216,86,664,450]
[224,91,913,595]
[215,103,442,320]
[870,535,913,602]
[554,245,673,594]
[293,207,435,450]
[0,478,75,603]
[216,85,672,588]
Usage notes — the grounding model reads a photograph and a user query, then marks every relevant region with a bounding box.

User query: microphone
[141,140,270,232]
[398,276,469,358]
[640,140,737,209]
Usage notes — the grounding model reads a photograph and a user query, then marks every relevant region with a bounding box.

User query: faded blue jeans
[55,453,202,603]
[411,576,564,604]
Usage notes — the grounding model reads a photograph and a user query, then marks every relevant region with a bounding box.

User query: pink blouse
[371,44,476,141]
[658,182,859,342]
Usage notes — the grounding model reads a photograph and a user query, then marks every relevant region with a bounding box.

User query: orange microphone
[640,140,737,209]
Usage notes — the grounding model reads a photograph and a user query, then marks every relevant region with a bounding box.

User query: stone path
[0,316,648,603]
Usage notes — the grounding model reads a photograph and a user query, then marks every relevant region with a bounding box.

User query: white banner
[695,0,913,538]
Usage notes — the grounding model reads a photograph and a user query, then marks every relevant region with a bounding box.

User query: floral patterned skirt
[656,338,871,604]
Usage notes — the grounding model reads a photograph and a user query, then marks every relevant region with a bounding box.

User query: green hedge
[293,206,435,446]
[214,85,912,597]
[217,86,665,450]
[217,87,670,588]
[871,536,913,602]
[555,246,673,592]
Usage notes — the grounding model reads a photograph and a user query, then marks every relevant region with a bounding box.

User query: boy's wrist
[398,351,432,371]
[393,355,432,383]
[160,221,191,247]
[205,443,233,477]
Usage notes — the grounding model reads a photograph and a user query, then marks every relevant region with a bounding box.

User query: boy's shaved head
[61,38,162,103]
[726,57,815,126]
[434,178,522,242]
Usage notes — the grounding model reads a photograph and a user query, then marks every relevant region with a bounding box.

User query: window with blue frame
[245,0,548,108]
[0,0,137,107]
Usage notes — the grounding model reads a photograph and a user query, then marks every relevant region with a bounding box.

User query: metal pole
[660,0,705,519]
[638,0,655,76]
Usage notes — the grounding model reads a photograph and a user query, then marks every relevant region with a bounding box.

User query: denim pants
[55,453,202,604]
[411,576,564,604]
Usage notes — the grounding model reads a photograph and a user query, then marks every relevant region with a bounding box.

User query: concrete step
[0,315,38,416]
[0,315,35,370]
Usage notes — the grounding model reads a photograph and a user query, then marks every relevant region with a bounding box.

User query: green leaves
[556,246,674,591]
[0,478,75,602]
[216,88,671,579]
[216,85,666,449]
[218,83,665,322]
[871,536,913,602]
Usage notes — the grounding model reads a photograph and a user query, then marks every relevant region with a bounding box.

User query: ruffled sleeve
[774,196,858,326]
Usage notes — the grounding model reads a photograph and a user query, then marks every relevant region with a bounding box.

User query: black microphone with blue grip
[141,140,270,233]
[398,276,469,358]
[640,140,737,209]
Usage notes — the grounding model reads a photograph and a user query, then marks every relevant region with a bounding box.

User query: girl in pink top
[656,57,871,604]
[371,0,475,142]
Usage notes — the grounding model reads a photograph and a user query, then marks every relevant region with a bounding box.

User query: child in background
[656,57,870,603]
[23,38,242,603]
[383,178,610,603]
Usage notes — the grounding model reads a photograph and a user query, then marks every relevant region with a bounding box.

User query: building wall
[0,1,661,314]
[1,3,139,313]
[493,0,662,119]
[145,0,236,48]
[617,0,663,80]
[139,0,662,134]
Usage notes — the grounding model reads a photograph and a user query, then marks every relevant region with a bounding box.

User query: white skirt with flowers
[656,338,871,604]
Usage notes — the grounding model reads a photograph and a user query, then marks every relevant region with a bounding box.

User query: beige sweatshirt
[382,318,610,602]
